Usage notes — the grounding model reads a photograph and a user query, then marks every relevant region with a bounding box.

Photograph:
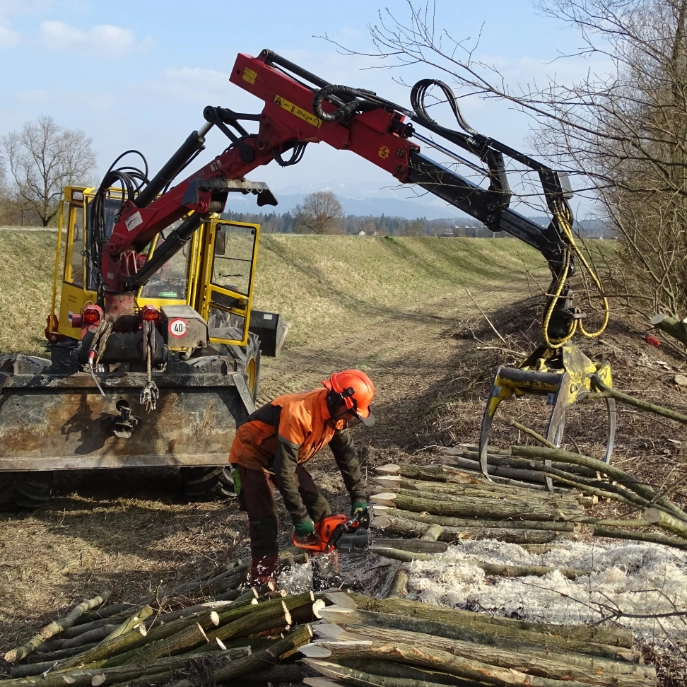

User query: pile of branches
[369,435,687,559]
[301,591,657,686]
[0,555,320,687]
[440,443,687,550]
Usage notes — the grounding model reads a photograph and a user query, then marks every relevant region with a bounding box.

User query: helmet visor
[353,406,375,427]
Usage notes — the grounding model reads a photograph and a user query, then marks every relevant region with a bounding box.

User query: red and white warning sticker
[169,318,188,338]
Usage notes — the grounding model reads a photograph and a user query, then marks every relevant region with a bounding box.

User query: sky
[0,0,610,212]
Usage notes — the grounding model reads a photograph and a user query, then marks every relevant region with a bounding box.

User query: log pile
[370,442,687,555]
[301,592,657,687]
[1,557,320,686]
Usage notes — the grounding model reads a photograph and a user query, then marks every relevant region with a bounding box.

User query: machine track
[0,472,53,510]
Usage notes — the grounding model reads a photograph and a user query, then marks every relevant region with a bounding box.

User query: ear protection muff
[326,386,356,413]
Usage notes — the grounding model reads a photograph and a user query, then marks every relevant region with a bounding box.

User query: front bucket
[249,310,290,357]
[0,366,251,472]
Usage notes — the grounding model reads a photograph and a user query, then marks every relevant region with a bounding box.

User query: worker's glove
[294,518,316,538]
[351,501,368,519]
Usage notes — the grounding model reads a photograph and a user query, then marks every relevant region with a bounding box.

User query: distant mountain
[224,183,614,233]
[224,188,464,221]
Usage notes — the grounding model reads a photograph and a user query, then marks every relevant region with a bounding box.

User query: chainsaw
[292,513,448,555]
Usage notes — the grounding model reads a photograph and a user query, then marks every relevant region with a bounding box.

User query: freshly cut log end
[300,644,334,658]
[376,464,400,474]
[324,592,358,610]
[91,674,106,687]
[303,678,341,687]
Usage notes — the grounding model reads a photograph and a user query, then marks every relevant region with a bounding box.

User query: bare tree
[329,0,687,337]
[1,116,96,227]
[293,190,344,234]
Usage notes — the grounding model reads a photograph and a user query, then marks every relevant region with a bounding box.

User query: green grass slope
[0,230,60,356]
[0,230,545,356]
[252,235,544,347]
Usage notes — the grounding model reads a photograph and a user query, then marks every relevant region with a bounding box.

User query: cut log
[0,648,251,687]
[305,659,456,687]
[57,627,118,651]
[386,569,409,599]
[337,657,486,687]
[303,642,599,687]
[345,594,634,649]
[57,608,221,670]
[372,513,572,545]
[112,622,209,665]
[377,508,576,531]
[440,455,554,487]
[594,526,687,550]
[101,613,220,667]
[370,547,586,579]
[643,507,687,539]
[25,644,100,665]
[207,600,292,643]
[591,373,687,425]
[346,622,656,685]
[388,477,581,505]
[168,624,313,687]
[371,492,582,521]
[146,601,232,629]
[421,524,444,541]
[441,447,597,477]
[325,592,358,610]
[512,445,687,524]
[4,592,112,664]
[102,606,153,642]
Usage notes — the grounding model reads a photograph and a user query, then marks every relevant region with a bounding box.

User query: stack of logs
[3,585,658,686]
[369,442,687,558]
[301,592,657,687]
[1,557,321,687]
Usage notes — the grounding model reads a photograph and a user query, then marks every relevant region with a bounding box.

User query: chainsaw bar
[335,527,447,554]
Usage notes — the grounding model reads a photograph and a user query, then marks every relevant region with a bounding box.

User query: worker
[228,369,375,584]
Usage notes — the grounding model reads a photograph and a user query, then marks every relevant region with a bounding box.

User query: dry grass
[0,230,61,356]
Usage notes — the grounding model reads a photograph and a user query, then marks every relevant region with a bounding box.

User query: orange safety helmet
[322,369,376,427]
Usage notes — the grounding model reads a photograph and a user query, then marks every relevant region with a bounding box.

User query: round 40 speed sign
[169,318,188,338]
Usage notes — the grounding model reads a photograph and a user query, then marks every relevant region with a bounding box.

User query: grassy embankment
[0,229,546,355]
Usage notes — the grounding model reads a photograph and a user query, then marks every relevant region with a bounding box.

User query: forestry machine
[0,49,614,508]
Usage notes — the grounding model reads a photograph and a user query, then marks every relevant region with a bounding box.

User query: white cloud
[0,21,19,47]
[39,20,151,56]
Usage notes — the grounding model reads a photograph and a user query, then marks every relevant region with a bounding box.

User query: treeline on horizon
[221,209,499,237]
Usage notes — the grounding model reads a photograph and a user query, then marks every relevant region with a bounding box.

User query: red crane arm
[103,50,418,294]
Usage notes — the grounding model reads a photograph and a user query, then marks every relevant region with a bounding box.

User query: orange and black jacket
[229,389,365,523]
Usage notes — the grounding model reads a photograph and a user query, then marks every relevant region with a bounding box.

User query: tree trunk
[369,547,586,579]
[385,569,409,599]
[4,592,111,663]
[302,642,601,687]
[0,648,251,687]
[594,525,687,549]
[336,658,479,687]
[344,595,634,650]
[512,445,687,523]
[372,514,572,545]
[113,622,210,665]
[168,625,312,687]
[642,507,687,539]
[344,623,655,685]
[371,492,581,521]
[103,607,153,642]
[375,508,576,531]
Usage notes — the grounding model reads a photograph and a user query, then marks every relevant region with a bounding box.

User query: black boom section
[407,152,561,261]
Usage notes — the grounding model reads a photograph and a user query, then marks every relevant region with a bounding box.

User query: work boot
[250,553,279,586]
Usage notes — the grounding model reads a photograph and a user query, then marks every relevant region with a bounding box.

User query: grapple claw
[477,345,615,485]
